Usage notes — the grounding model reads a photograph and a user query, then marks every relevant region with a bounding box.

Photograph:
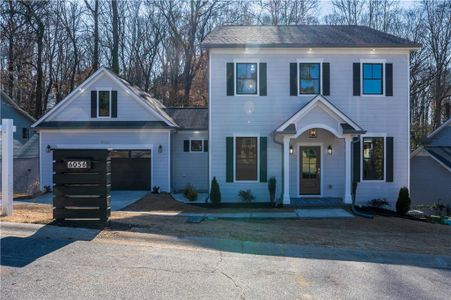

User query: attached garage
[111,150,151,190]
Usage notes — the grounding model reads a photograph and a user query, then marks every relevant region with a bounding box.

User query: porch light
[158,144,163,153]
[289,144,294,155]
[309,128,317,138]
[46,145,52,153]
[327,145,332,155]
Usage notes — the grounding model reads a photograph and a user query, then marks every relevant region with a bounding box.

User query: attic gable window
[98,90,111,117]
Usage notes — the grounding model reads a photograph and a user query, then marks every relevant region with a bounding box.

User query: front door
[300,146,321,195]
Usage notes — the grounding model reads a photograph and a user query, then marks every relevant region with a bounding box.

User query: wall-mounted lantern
[309,128,317,138]
[158,144,163,153]
[46,145,52,153]
[289,144,294,155]
[327,145,333,155]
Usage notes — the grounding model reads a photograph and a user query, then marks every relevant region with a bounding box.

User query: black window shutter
[322,63,330,96]
[226,63,234,96]
[259,63,267,96]
[386,63,393,96]
[353,63,361,96]
[352,137,361,183]
[386,137,394,182]
[226,137,234,182]
[183,140,189,152]
[111,90,118,117]
[204,140,208,152]
[290,63,297,96]
[259,137,267,182]
[91,91,97,118]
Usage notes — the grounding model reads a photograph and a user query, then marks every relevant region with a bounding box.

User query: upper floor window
[98,90,111,117]
[362,137,385,181]
[362,63,383,95]
[299,63,321,94]
[235,136,258,181]
[236,63,257,95]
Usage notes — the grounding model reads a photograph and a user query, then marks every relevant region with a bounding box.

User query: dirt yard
[2,201,451,256]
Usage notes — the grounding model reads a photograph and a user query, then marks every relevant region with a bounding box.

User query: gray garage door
[111,150,151,190]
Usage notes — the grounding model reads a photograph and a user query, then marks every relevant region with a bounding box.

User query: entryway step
[294,208,353,219]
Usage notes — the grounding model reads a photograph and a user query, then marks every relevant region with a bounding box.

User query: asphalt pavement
[1,222,450,299]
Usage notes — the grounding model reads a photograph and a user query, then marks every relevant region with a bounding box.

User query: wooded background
[1,0,450,149]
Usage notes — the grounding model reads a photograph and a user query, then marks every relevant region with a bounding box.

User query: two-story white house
[203,25,420,206]
[33,25,419,207]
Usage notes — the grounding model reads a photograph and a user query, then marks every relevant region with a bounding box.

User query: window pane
[236,137,257,181]
[363,80,382,94]
[131,150,151,158]
[363,64,373,79]
[302,149,317,179]
[363,137,384,180]
[112,151,129,158]
[300,63,320,94]
[236,63,257,94]
[190,140,203,152]
[98,91,110,116]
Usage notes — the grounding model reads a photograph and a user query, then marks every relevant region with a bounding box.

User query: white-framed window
[235,61,259,95]
[234,135,259,182]
[361,135,386,181]
[299,62,321,95]
[190,139,204,152]
[360,59,386,96]
[97,89,112,118]
[295,59,324,95]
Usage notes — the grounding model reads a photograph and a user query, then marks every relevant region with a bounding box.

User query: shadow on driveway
[1,223,100,268]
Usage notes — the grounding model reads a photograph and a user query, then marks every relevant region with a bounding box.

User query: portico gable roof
[275,95,365,137]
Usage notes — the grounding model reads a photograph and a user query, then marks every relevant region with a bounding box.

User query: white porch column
[1,119,15,216]
[344,135,352,204]
[283,136,291,205]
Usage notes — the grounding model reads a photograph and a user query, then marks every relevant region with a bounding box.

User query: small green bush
[238,189,255,202]
[210,177,221,205]
[151,186,160,194]
[268,177,276,203]
[396,187,411,215]
[183,184,198,201]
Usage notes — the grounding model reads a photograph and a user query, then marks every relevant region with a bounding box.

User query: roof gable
[32,68,177,128]
[1,90,35,122]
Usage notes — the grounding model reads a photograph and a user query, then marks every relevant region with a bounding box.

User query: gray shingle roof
[165,108,208,130]
[424,146,451,170]
[202,25,421,49]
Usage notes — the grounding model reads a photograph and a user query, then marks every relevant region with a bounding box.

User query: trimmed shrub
[183,184,198,201]
[210,177,221,205]
[268,177,276,203]
[238,189,255,202]
[396,187,411,215]
[151,186,160,194]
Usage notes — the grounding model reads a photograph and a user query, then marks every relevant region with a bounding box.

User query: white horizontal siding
[209,49,409,204]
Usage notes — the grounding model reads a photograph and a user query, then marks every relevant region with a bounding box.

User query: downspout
[351,136,373,219]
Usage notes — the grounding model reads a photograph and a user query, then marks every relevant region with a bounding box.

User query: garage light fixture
[158,144,163,153]
[46,145,52,152]
[327,145,333,155]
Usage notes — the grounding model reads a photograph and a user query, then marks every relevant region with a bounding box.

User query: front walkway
[16,190,148,211]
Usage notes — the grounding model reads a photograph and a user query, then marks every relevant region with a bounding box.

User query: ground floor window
[235,136,258,181]
[190,140,203,152]
[362,137,385,180]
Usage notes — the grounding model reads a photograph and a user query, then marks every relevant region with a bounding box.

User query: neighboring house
[203,25,419,205]
[33,68,208,193]
[410,119,451,205]
[34,25,419,207]
[0,90,40,194]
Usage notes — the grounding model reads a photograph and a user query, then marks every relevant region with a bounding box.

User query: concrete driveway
[17,190,148,211]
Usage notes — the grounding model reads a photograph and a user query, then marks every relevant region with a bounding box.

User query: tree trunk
[93,0,99,71]
[111,0,119,74]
